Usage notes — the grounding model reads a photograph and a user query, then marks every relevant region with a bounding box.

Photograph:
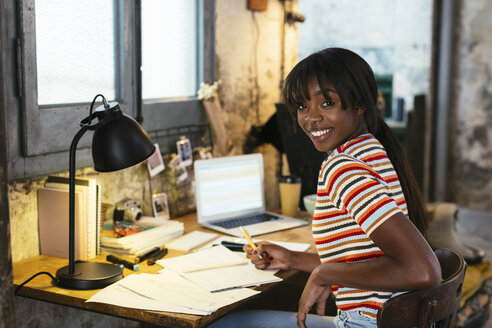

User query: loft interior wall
[214,0,299,209]
[448,0,492,210]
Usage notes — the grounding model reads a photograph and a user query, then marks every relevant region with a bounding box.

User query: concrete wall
[449,0,492,210]
[215,0,299,209]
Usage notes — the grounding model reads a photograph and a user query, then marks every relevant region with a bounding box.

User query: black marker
[147,247,168,266]
[106,254,140,271]
[134,247,160,263]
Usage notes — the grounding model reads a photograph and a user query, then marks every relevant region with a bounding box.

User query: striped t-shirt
[312,133,408,318]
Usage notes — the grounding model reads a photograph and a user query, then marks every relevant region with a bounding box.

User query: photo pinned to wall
[176,136,193,167]
[170,154,188,182]
[146,143,165,177]
[152,192,170,220]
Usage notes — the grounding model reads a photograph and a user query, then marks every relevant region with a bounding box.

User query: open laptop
[194,153,308,237]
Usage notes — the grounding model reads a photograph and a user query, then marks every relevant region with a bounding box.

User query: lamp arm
[68,124,90,275]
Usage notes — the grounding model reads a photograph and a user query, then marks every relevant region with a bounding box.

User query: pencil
[239,226,263,259]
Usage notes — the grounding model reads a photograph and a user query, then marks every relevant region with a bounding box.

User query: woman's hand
[243,241,292,270]
[297,267,332,328]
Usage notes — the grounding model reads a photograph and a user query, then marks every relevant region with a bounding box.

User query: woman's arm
[310,211,441,292]
[297,212,441,327]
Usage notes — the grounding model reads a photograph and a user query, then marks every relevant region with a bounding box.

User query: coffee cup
[279,175,302,217]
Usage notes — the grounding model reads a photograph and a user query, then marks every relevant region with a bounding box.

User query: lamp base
[56,262,123,290]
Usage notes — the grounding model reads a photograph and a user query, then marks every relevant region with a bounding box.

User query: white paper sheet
[166,230,218,251]
[158,245,248,273]
[157,246,282,292]
[86,271,259,315]
[119,271,259,312]
[86,276,209,315]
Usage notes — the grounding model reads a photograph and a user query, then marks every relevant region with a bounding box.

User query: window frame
[8,0,214,180]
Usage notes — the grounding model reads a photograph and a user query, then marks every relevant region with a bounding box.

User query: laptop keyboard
[213,213,280,229]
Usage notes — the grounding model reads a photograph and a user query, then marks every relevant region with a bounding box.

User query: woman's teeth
[311,128,331,137]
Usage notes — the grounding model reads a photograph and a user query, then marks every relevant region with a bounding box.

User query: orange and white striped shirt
[313,133,408,318]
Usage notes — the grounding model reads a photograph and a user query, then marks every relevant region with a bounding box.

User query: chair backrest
[377,248,466,328]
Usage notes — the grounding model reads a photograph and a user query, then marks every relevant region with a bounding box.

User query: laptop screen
[194,154,265,221]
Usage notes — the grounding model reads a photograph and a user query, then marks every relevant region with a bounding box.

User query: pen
[239,226,263,259]
[106,254,140,271]
[219,241,246,252]
[147,247,168,266]
[134,246,160,263]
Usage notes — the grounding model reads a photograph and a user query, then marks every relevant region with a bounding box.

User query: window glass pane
[298,0,432,112]
[142,0,197,100]
[35,0,115,105]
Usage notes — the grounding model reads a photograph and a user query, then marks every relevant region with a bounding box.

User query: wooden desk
[13,212,314,328]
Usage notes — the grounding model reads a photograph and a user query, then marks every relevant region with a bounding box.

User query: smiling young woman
[210,48,440,328]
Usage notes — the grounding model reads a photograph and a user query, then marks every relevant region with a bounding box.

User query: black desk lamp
[55,94,155,290]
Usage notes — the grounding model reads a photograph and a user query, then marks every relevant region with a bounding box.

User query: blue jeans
[208,309,377,328]
[335,310,377,328]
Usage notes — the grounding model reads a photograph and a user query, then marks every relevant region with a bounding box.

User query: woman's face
[296,78,366,153]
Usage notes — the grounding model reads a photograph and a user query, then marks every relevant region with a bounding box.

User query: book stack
[100,220,184,257]
[37,176,102,260]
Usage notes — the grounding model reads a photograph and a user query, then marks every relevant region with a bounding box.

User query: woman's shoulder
[338,134,384,154]
[321,134,388,180]
[320,152,370,179]
[328,134,387,164]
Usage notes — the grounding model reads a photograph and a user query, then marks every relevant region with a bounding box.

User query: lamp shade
[92,103,155,172]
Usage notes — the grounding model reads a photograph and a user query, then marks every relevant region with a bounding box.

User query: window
[142,0,198,100]
[8,0,214,180]
[35,1,116,105]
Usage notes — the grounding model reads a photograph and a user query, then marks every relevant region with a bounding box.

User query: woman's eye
[297,104,307,111]
[322,101,334,107]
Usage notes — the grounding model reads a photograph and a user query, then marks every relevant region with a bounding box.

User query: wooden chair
[377,248,466,328]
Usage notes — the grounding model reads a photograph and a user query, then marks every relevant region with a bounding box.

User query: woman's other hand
[297,267,332,328]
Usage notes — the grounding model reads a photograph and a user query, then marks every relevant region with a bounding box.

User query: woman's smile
[308,127,333,140]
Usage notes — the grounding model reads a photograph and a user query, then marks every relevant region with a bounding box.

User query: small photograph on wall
[152,192,170,220]
[176,136,192,167]
[147,143,165,177]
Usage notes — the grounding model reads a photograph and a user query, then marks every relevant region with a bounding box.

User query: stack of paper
[87,271,259,315]
[100,220,184,257]
[88,245,284,315]
[157,245,282,292]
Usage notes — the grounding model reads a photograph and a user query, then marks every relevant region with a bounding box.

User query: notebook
[194,153,308,237]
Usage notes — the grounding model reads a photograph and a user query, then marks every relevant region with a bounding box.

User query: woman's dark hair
[283,47,428,235]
